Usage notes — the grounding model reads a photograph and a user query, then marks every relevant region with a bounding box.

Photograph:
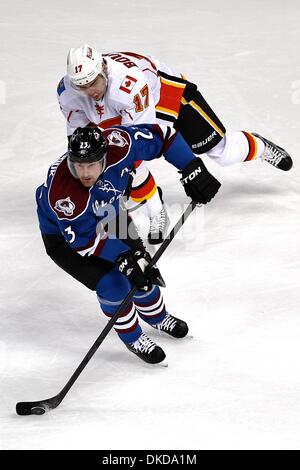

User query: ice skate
[148,187,170,245]
[148,205,170,245]
[253,133,293,171]
[151,313,189,338]
[125,333,166,364]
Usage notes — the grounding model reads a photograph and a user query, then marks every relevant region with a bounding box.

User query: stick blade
[16,401,43,415]
[16,396,60,415]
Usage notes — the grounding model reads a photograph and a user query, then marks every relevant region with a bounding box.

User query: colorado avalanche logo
[54,197,75,216]
[107,130,128,147]
[97,179,121,196]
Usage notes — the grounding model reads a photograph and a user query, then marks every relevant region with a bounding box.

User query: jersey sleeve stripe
[76,233,108,257]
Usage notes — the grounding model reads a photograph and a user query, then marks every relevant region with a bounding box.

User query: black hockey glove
[180,158,221,204]
[116,249,165,291]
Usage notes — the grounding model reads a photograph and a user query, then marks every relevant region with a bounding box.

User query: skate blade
[160,361,168,368]
[156,360,168,368]
[144,360,168,368]
[170,334,194,340]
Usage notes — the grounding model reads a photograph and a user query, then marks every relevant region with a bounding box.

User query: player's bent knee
[96,266,131,302]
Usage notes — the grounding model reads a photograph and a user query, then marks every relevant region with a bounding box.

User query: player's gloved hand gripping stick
[16,200,198,415]
[116,249,166,292]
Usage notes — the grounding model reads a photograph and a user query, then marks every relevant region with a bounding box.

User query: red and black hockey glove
[180,158,221,204]
[116,249,165,291]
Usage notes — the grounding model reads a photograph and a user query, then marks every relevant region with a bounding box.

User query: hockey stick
[16,200,198,415]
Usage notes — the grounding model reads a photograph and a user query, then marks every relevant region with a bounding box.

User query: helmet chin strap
[96,156,107,179]
[101,60,108,82]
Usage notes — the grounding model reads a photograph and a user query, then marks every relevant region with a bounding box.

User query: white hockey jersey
[57,51,185,135]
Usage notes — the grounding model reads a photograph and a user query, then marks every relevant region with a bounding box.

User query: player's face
[77,75,106,101]
[73,161,103,187]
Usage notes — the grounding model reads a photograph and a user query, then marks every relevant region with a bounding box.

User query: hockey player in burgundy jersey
[36,123,220,364]
[58,45,292,235]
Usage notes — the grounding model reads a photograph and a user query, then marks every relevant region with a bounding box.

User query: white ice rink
[1,0,300,450]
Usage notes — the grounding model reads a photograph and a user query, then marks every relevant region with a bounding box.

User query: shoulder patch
[106,129,129,147]
[119,75,137,94]
[54,197,75,217]
[103,128,131,168]
[49,159,90,220]
[57,77,66,96]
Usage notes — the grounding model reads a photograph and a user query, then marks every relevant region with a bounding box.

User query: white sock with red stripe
[206,131,265,166]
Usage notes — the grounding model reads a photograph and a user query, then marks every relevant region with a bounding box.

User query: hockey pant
[157,71,265,165]
[96,236,167,343]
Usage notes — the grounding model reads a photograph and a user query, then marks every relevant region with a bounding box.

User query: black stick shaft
[151,200,197,266]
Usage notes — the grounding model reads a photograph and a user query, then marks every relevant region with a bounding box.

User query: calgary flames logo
[95,103,104,117]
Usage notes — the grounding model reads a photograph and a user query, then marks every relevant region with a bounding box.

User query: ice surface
[0,0,300,450]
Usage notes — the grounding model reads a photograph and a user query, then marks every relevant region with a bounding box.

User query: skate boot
[151,313,189,338]
[148,206,170,244]
[125,333,166,364]
[148,187,170,245]
[253,133,293,171]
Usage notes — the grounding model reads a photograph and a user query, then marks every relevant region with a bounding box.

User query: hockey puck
[31,406,46,415]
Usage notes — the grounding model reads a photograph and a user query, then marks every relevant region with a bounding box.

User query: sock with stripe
[134,286,167,326]
[206,130,265,166]
[96,267,142,343]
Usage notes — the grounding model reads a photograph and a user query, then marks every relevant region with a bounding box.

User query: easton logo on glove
[118,259,128,273]
[180,158,221,204]
[180,166,202,185]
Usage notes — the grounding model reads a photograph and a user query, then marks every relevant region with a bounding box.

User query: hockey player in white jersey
[58,45,171,245]
[57,45,293,232]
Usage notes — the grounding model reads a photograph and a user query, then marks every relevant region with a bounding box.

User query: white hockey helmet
[67,44,104,86]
